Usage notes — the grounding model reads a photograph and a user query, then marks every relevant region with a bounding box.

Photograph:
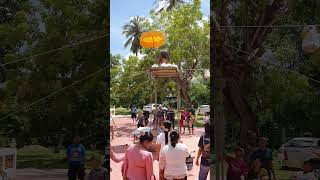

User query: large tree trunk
[225,79,258,147]
[179,81,191,105]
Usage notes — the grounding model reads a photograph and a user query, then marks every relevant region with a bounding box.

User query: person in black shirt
[196,123,211,180]
[136,112,144,128]
[188,104,196,116]
[143,111,150,127]
[166,107,175,129]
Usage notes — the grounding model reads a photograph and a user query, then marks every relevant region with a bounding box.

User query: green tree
[122,16,146,56]
[213,0,320,147]
[1,0,107,148]
[154,0,185,12]
[146,0,209,104]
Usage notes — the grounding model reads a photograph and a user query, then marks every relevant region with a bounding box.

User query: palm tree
[122,16,146,56]
[154,0,185,12]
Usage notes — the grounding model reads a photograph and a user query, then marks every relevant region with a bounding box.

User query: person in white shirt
[159,130,189,180]
[202,112,209,124]
[156,121,172,160]
[293,160,317,180]
[110,115,117,140]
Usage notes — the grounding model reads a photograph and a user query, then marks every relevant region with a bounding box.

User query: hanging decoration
[203,69,210,79]
[302,25,320,53]
[140,31,166,48]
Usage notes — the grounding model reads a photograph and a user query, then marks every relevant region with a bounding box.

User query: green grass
[17,147,68,169]
[115,107,131,115]
[17,146,103,169]
[115,107,143,115]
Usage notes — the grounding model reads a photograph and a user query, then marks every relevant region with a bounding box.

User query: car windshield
[287,140,314,147]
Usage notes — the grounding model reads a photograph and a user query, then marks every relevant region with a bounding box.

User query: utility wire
[219,24,320,28]
[1,33,109,66]
[114,80,151,97]
[0,66,108,121]
[224,44,320,84]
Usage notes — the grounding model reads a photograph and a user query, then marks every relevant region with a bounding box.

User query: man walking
[66,136,86,180]
[130,105,137,123]
[166,107,175,129]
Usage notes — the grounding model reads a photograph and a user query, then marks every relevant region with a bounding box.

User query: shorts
[137,123,144,128]
[179,119,184,126]
[68,164,85,180]
[131,113,136,118]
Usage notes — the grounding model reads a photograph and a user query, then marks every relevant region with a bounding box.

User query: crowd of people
[129,104,202,136]
[108,104,212,180]
[63,105,319,180]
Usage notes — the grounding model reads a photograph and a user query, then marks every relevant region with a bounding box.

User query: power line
[1,33,109,66]
[224,44,320,84]
[219,24,320,28]
[0,66,108,121]
[114,80,151,97]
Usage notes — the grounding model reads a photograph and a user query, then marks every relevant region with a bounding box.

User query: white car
[197,105,210,115]
[143,103,157,113]
[278,137,320,169]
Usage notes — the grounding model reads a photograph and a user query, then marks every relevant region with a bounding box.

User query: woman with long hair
[156,121,172,161]
[159,130,189,180]
[122,131,155,180]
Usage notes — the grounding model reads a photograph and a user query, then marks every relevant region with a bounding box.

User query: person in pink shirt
[122,131,155,180]
[224,146,248,180]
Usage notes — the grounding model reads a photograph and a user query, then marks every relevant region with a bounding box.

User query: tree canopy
[0,0,107,148]
[112,0,209,108]
[213,0,320,147]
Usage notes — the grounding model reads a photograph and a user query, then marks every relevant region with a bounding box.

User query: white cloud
[202,16,209,21]
[125,52,146,60]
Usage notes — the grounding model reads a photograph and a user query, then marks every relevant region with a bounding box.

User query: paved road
[13,115,210,180]
[15,169,67,180]
[111,115,210,180]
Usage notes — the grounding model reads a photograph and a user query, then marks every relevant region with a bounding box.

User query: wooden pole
[155,78,158,104]
[212,5,225,179]
[176,81,181,122]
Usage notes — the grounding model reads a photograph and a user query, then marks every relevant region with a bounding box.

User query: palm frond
[124,36,134,48]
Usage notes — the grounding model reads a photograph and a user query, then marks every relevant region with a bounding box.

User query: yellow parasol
[140,31,166,48]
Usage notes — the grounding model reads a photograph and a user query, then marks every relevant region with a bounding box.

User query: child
[188,111,195,135]
[179,108,187,134]
[110,115,117,140]
[293,160,317,180]
[136,112,144,128]
[247,158,268,180]
[224,146,248,180]
[203,112,209,124]
[87,157,107,180]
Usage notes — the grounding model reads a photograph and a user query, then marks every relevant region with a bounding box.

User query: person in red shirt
[224,146,248,180]
[179,108,188,134]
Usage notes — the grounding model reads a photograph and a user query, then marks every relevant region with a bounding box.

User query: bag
[183,120,188,127]
[186,155,193,171]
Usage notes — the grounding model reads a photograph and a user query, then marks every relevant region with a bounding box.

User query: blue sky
[110,0,210,57]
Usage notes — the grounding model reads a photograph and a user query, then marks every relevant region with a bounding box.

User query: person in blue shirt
[131,105,137,123]
[66,135,86,180]
[250,137,276,180]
